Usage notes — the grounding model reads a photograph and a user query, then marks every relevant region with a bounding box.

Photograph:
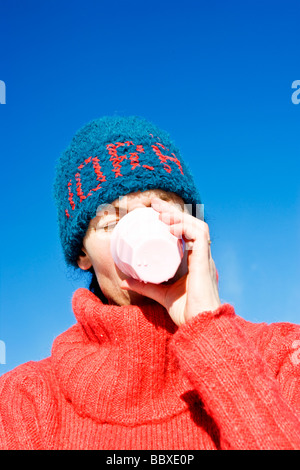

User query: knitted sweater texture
[0,288,299,450]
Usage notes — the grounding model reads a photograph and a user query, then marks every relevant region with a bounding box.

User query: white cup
[110,207,184,284]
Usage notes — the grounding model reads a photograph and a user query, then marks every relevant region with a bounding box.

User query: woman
[0,116,299,450]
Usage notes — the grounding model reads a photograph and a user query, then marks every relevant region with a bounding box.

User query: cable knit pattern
[0,288,299,450]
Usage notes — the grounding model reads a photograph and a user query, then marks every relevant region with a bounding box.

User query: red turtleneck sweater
[0,288,299,450]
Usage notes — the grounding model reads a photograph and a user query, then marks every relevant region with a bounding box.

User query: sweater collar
[52,288,192,425]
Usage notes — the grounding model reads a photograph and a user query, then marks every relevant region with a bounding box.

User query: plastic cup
[110,207,184,284]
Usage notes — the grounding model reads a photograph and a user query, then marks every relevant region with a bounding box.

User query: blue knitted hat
[54,116,201,267]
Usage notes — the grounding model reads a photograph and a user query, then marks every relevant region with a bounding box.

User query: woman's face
[77,189,188,305]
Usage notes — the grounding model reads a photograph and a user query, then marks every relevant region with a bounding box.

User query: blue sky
[0,0,299,375]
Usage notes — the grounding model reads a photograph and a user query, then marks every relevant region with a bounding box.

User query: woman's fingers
[151,197,183,225]
[149,197,221,323]
[151,197,213,278]
[151,197,210,246]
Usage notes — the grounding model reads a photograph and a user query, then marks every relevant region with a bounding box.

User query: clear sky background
[0,0,299,375]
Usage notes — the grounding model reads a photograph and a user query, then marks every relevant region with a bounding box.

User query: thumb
[120,278,167,307]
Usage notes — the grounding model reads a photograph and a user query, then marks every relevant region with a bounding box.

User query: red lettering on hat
[65,137,184,220]
[67,156,106,214]
[129,144,145,170]
[75,172,85,202]
[142,165,154,170]
[149,133,161,142]
[86,157,106,196]
[68,180,76,211]
[129,152,140,170]
[151,144,184,175]
[107,143,128,177]
[107,142,147,175]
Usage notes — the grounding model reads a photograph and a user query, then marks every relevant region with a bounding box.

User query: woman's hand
[120,197,221,326]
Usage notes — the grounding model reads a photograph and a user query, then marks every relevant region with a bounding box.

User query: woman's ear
[77,248,92,270]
